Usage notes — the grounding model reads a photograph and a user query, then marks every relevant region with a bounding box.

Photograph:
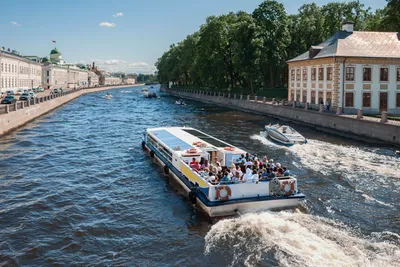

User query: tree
[253,0,290,88]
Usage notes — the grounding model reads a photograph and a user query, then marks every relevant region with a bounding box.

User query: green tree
[253,0,290,88]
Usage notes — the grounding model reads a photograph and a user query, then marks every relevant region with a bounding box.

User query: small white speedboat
[104,93,113,99]
[141,87,148,92]
[261,124,307,146]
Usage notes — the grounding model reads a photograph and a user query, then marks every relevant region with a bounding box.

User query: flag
[52,40,56,43]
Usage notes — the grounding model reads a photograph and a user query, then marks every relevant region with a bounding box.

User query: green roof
[50,48,60,55]
[41,57,49,62]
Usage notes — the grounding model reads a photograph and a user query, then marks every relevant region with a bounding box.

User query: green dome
[41,57,49,62]
[50,48,60,55]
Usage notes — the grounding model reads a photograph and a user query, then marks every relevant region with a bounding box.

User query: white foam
[251,134,285,149]
[289,139,400,193]
[204,211,400,267]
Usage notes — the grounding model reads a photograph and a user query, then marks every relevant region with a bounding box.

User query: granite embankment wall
[0,85,135,137]
[165,88,400,146]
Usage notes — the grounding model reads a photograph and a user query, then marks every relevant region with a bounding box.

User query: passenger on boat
[236,166,243,177]
[276,168,284,177]
[202,159,209,170]
[216,162,222,172]
[192,160,202,171]
[247,170,259,183]
[245,153,250,161]
[262,156,268,164]
[231,172,241,183]
[283,167,290,176]
[243,168,252,182]
[207,172,216,184]
[237,154,246,164]
[244,159,253,167]
[190,158,196,166]
[199,157,205,167]
[269,159,275,169]
[219,171,231,184]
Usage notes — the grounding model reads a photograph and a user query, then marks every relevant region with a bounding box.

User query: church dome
[50,48,61,55]
[41,57,49,63]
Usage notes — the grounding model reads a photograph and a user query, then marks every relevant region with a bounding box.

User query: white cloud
[90,59,155,74]
[113,12,123,17]
[11,21,21,27]
[99,22,116,27]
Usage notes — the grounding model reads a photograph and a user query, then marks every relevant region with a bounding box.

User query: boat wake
[250,134,283,149]
[288,139,400,193]
[204,211,400,267]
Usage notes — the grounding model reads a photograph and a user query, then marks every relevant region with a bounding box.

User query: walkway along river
[0,86,399,266]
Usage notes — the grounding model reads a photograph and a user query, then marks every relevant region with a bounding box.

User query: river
[0,85,399,266]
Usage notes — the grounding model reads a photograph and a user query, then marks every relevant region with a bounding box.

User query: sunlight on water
[204,211,400,267]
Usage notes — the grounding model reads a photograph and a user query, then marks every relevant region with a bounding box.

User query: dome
[41,57,49,63]
[50,48,61,55]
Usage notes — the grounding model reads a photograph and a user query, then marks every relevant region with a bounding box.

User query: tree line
[156,0,399,94]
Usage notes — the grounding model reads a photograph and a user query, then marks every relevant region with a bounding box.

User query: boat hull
[143,142,305,218]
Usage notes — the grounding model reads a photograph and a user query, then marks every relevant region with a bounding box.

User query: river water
[0,86,399,266]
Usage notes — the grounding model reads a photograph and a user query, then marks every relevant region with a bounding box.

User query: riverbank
[0,84,143,137]
[163,87,400,146]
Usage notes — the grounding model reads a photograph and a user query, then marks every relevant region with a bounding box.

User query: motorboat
[142,127,305,217]
[396,151,400,157]
[260,124,307,146]
[104,93,113,99]
[175,99,186,105]
[144,92,157,98]
[141,87,148,92]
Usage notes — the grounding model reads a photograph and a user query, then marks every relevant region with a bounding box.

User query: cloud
[90,59,155,74]
[11,21,21,27]
[129,62,150,68]
[99,22,116,27]
[113,12,123,17]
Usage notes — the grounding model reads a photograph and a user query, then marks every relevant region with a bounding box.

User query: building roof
[288,31,400,63]
[50,48,61,55]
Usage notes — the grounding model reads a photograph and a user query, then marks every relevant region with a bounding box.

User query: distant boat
[175,99,186,105]
[144,92,157,98]
[260,124,307,146]
[150,85,154,88]
[141,87,148,92]
[104,93,113,99]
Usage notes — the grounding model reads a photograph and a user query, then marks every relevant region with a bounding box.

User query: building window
[346,67,355,81]
[296,69,301,81]
[318,68,324,80]
[1,63,3,71]
[303,69,307,81]
[327,67,333,81]
[380,68,388,81]
[345,92,354,107]
[397,93,400,107]
[363,67,372,81]
[397,68,400,82]
[311,68,316,81]
[363,92,371,107]
[311,91,316,104]
[291,69,295,80]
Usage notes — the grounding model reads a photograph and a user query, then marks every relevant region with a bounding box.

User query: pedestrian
[326,100,331,111]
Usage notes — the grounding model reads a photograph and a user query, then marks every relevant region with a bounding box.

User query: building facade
[104,75,122,85]
[42,48,88,89]
[287,22,400,115]
[0,48,42,92]
[88,71,99,87]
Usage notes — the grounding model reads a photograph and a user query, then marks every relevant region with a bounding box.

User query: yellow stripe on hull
[180,163,208,187]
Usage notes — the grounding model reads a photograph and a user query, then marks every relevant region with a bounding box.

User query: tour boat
[142,127,305,218]
[261,124,307,146]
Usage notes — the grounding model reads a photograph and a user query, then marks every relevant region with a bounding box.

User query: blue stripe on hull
[145,142,305,208]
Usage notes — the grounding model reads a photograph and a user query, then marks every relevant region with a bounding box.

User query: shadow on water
[0,86,399,266]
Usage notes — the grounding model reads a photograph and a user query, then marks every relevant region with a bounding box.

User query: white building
[42,48,88,90]
[0,47,42,92]
[104,75,122,85]
[288,22,400,115]
[88,71,99,87]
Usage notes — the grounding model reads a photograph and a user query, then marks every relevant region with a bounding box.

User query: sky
[0,0,387,74]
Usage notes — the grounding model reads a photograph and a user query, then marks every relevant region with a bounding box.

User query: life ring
[224,147,235,151]
[186,148,197,153]
[281,180,295,196]
[215,185,232,201]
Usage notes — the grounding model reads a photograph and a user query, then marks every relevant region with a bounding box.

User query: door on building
[379,92,388,112]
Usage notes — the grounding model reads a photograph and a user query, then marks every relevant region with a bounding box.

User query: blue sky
[0,0,386,74]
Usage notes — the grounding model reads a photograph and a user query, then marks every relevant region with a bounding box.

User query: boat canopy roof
[147,127,246,154]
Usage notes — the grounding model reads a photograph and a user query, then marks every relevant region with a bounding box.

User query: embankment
[164,88,400,146]
[0,85,139,137]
